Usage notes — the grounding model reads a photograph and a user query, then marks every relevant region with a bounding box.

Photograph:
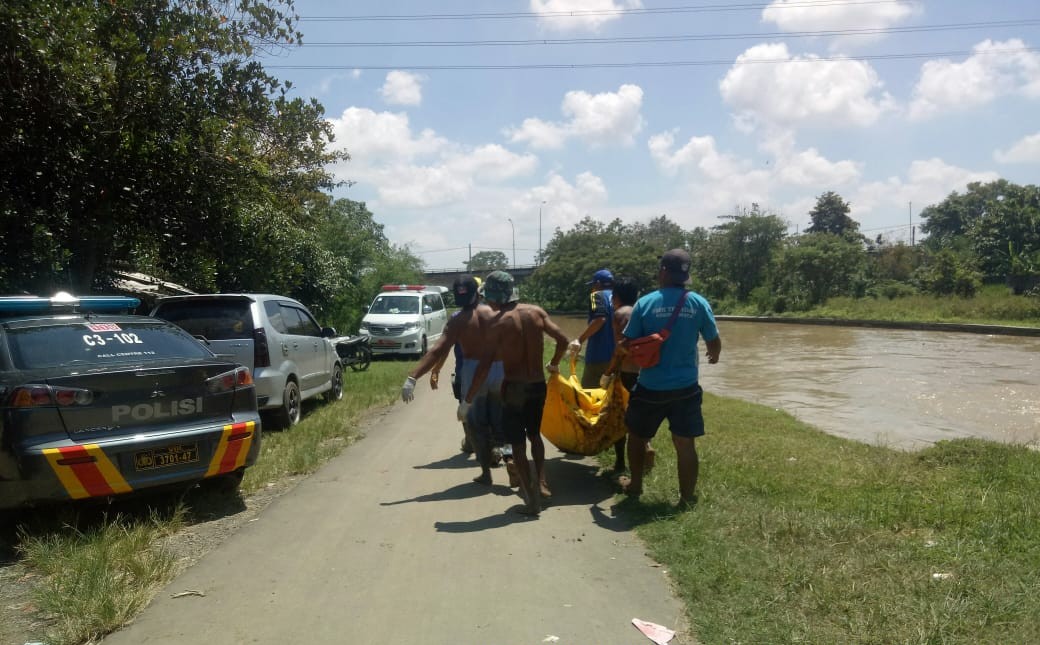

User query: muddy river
[555,317,1040,451]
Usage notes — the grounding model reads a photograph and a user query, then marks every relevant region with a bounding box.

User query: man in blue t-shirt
[619,249,722,507]
[568,268,615,389]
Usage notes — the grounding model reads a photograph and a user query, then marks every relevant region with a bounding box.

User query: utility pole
[538,200,546,264]
[468,243,472,268]
[506,218,515,269]
[909,201,914,246]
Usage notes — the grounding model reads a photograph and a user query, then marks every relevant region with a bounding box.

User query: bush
[866,280,918,300]
[913,249,982,298]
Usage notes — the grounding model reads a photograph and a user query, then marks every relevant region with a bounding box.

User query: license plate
[375,339,398,347]
[134,443,199,470]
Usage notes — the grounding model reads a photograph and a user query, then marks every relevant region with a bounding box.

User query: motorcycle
[334,335,372,372]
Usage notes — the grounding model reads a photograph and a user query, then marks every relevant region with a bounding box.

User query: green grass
[604,394,1040,645]
[13,358,414,645]
[18,508,185,645]
[725,285,1040,327]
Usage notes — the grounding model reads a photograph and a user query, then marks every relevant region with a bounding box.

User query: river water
[555,316,1040,451]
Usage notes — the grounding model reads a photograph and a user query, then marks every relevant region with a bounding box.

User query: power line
[266,46,1039,71]
[300,0,919,22]
[300,19,1040,48]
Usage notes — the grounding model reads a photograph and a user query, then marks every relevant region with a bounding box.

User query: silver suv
[152,294,342,428]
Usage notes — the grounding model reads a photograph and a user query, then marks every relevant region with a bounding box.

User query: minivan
[152,294,342,428]
[359,285,449,356]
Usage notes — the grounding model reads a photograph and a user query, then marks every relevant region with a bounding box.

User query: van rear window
[153,300,254,340]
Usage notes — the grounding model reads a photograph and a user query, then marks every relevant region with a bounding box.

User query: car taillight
[9,385,93,408]
[254,326,270,368]
[206,366,252,393]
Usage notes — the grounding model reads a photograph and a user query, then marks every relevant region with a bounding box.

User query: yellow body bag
[540,356,630,456]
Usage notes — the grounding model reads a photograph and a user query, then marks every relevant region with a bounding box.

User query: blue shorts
[467,391,504,445]
[624,383,704,439]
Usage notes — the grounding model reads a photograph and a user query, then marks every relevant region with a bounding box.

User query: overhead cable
[266,46,1039,70]
[300,0,921,22]
[300,19,1040,48]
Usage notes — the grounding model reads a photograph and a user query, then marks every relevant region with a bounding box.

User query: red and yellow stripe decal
[42,444,132,499]
[206,420,256,477]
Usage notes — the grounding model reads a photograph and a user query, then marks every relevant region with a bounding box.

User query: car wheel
[350,346,372,372]
[274,379,302,429]
[419,336,428,357]
[325,364,344,402]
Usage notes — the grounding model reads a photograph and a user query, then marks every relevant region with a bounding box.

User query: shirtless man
[465,271,569,516]
[401,275,504,486]
[598,276,653,473]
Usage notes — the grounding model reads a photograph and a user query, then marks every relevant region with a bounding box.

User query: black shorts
[500,381,547,445]
[624,383,704,440]
[620,371,638,393]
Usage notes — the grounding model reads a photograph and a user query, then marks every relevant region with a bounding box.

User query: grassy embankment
[10,359,414,645]
[725,284,1040,327]
[601,395,1040,644]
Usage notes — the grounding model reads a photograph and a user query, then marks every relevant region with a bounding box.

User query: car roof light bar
[0,294,140,315]
[379,284,448,293]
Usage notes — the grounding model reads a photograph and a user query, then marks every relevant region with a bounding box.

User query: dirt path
[99,380,693,644]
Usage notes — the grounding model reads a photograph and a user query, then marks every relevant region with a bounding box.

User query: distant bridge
[423,265,539,289]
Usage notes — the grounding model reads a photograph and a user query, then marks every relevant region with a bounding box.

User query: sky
[265,0,1040,269]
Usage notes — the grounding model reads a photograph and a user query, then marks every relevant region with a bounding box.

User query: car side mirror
[423,305,433,314]
[362,305,369,313]
[321,326,337,338]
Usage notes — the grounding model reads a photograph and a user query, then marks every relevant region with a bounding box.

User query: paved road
[102,378,693,645]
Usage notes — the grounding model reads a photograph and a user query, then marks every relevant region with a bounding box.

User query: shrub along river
[555,316,1040,451]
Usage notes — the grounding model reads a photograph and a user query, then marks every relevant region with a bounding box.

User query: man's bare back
[410,304,497,382]
[490,303,568,383]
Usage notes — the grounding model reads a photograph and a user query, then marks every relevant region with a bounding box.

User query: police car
[0,293,262,509]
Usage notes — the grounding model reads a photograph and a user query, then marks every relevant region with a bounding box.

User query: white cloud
[379,70,426,106]
[330,108,447,161]
[852,159,1000,221]
[530,0,643,32]
[503,172,610,240]
[649,128,860,189]
[328,108,537,208]
[995,132,1040,163]
[762,0,918,49]
[317,72,363,95]
[648,130,748,178]
[909,39,1040,120]
[507,84,645,149]
[720,43,895,130]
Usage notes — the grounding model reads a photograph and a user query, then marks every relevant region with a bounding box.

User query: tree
[769,233,867,309]
[525,215,670,310]
[710,205,788,301]
[0,0,344,294]
[466,251,509,272]
[806,192,860,238]
[919,180,1040,282]
[913,249,981,297]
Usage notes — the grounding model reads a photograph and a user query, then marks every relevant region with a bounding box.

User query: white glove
[599,374,612,389]
[401,376,416,403]
[567,339,582,356]
[457,400,471,422]
[545,362,560,374]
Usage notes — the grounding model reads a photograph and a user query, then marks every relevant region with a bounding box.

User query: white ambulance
[359,285,449,356]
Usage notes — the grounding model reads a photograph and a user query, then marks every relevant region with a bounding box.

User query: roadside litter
[632,617,676,644]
